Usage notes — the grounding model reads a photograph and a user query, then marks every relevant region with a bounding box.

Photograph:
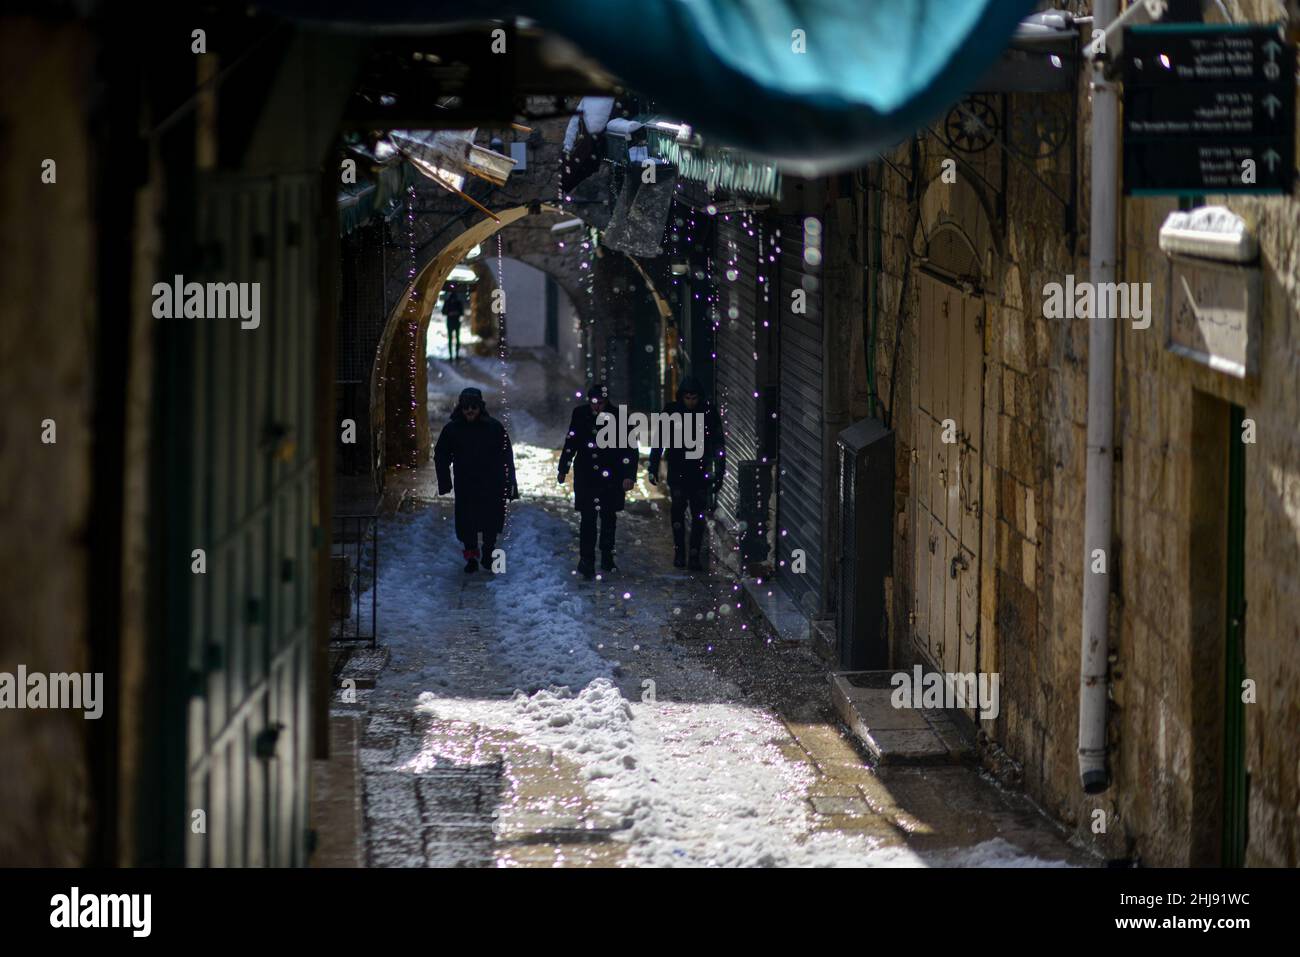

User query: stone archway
[371,204,559,474]
[370,193,680,477]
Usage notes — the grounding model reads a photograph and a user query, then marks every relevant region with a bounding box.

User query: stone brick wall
[873,0,1300,865]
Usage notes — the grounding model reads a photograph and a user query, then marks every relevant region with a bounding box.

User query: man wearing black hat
[434,387,519,573]
[647,375,725,570]
[558,383,638,579]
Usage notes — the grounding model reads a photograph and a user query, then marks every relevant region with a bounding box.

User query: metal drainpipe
[1079,0,1119,794]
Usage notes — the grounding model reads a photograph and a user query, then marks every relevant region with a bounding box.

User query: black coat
[647,397,725,491]
[443,295,464,324]
[559,404,638,512]
[434,408,518,539]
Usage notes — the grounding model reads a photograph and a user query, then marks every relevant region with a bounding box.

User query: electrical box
[836,418,895,670]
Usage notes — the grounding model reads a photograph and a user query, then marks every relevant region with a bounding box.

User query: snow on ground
[363,505,1073,868]
[415,678,1071,868]
[482,507,614,690]
[364,499,611,702]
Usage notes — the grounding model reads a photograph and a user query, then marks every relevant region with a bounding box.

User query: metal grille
[925,224,981,283]
[330,514,378,646]
[338,222,387,384]
[337,222,388,475]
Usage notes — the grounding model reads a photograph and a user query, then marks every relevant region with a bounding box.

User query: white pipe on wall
[1079,0,1119,795]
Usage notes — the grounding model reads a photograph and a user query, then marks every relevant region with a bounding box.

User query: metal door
[913,272,983,691]
[184,174,318,867]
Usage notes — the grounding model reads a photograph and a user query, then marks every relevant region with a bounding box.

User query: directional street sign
[1123,24,1296,195]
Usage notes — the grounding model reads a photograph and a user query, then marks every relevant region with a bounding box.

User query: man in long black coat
[647,375,725,570]
[434,387,519,573]
[558,382,638,578]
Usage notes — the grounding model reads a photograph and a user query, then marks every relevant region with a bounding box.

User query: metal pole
[1079,0,1119,795]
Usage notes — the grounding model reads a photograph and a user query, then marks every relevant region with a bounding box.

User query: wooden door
[913,272,984,704]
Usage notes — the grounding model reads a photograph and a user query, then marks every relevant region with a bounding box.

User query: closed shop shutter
[715,217,758,527]
[776,213,824,613]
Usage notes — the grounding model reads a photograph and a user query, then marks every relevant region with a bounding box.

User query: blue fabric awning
[538,0,1037,173]
[269,0,1038,174]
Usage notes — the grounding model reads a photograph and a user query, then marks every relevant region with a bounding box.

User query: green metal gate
[176,174,319,867]
[1223,404,1248,866]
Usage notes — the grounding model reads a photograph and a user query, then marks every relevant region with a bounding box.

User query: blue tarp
[270,0,1037,173]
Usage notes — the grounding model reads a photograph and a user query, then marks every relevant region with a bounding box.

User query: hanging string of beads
[406,183,420,469]
[496,231,513,532]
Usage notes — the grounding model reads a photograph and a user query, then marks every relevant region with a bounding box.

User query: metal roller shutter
[776,213,824,613]
[714,214,764,557]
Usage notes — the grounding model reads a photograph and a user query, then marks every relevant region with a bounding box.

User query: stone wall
[874,0,1300,865]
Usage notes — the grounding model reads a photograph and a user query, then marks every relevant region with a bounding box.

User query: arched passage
[371,203,676,477]
[371,204,560,474]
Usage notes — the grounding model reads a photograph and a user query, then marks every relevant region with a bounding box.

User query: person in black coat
[442,284,465,362]
[558,382,638,578]
[434,387,519,573]
[647,375,725,570]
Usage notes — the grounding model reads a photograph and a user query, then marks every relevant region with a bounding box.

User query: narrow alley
[5,0,1299,924]
[319,345,1090,868]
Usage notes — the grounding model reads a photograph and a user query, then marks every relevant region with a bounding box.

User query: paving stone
[505,747,555,769]
[809,795,872,817]
[425,827,495,867]
[365,712,410,736]
[364,773,419,821]
[358,746,397,772]
[368,826,425,867]
[804,778,863,798]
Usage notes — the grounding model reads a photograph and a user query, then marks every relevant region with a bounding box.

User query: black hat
[678,375,703,397]
[586,382,609,401]
[457,387,484,409]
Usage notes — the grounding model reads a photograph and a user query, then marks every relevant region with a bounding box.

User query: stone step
[830,670,976,766]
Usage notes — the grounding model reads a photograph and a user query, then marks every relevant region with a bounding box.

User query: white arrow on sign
[1263,39,1282,62]
[1262,149,1281,172]
[1263,94,1282,118]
